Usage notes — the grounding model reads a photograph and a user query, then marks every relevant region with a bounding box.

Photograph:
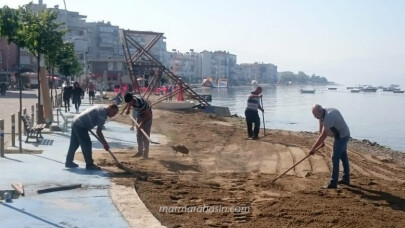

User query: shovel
[89,130,147,181]
[271,144,324,184]
[128,115,160,144]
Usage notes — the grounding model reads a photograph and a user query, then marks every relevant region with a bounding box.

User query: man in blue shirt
[65,104,119,170]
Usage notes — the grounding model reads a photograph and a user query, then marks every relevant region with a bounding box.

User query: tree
[55,42,83,79]
[19,4,65,123]
[0,5,26,153]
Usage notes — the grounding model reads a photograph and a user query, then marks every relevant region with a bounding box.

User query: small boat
[214,78,228,88]
[154,100,196,110]
[328,87,337,90]
[393,90,404,93]
[346,87,355,90]
[363,87,378,92]
[300,89,315,94]
[351,89,361,93]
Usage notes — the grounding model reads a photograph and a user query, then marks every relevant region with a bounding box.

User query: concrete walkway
[0,94,163,228]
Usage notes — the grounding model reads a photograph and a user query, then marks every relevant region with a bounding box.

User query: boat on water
[300,89,316,94]
[328,87,337,90]
[346,87,355,90]
[363,86,378,92]
[393,90,404,94]
[351,89,361,93]
[216,78,228,88]
[154,100,196,110]
[201,77,228,88]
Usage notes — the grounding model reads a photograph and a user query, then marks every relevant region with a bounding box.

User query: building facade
[201,51,237,85]
[234,62,278,85]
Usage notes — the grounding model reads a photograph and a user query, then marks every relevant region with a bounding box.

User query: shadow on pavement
[2,156,23,163]
[29,154,65,165]
[0,202,64,228]
[64,168,109,177]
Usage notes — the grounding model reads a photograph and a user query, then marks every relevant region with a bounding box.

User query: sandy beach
[78,108,405,227]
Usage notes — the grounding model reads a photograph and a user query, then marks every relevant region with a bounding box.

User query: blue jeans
[66,124,94,166]
[330,136,350,186]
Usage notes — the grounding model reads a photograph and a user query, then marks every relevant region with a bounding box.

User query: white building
[201,50,237,83]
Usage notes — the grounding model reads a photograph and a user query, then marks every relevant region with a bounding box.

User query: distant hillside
[278,71,329,84]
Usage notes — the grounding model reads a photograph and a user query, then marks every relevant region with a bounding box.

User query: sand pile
[84,109,405,227]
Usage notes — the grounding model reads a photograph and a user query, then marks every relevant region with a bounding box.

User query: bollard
[1,119,4,157]
[31,105,35,126]
[11,114,15,147]
[56,108,60,125]
[19,110,25,136]
[36,103,39,124]
[18,111,22,153]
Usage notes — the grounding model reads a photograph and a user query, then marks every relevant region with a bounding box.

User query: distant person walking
[72,82,84,113]
[123,93,153,159]
[88,81,96,105]
[245,87,264,140]
[308,104,351,189]
[62,80,73,112]
[65,104,119,170]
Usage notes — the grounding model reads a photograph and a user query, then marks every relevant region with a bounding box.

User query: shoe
[86,164,101,170]
[338,179,350,185]
[252,135,259,140]
[322,184,337,189]
[131,152,142,157]
[65,162,78,168]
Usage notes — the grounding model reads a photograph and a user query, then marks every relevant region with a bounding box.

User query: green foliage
[56,42,83,78]
[19,4,65,59]
[278,71,328,84]
[0,5,25,47]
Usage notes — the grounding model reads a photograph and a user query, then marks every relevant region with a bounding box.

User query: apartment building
[164,49,201,83]
[201,50,237,83]
[234,62,278,85]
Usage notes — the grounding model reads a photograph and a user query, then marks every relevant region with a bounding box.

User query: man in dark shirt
[123,93,153,159]
[63,80,73,112]
[245,87,264,140]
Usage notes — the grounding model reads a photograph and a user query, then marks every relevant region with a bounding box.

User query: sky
[1,0,405,86]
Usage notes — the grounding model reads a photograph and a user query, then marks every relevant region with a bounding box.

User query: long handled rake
[128,115,160,144]
[271,144,324,184]
[89,130,147,181]
[260,96,266,136]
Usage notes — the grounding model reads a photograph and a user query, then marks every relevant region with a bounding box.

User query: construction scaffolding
[120,29,209,106]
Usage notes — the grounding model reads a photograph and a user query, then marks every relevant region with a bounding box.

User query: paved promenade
[0,94,164,228]
[0,89,42,151]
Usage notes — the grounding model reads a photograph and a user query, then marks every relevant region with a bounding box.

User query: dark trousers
[245,109,260,137]
[66,124,94,166]
[74,99,81,111]
[64,97,70,111]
